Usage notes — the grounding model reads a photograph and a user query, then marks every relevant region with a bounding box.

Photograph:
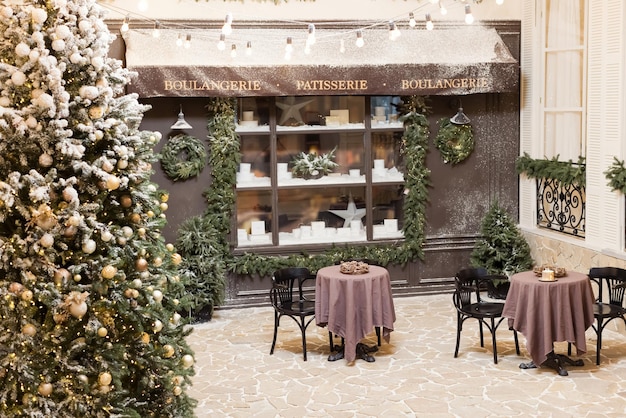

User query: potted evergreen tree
[470,201,534,299]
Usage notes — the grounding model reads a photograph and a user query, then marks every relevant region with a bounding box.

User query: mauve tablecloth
[315,265,396,362]
[502,270,595,366]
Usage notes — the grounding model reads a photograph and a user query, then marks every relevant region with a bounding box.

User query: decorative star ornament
[276,96,313,125]
[329,197,367,228]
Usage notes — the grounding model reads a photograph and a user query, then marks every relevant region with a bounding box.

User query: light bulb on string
[439,1,448,15]
[355,30,364,48]
[152,21,160,38]
[408,12,416,28]
[230,44,237,58]
[222,12,233,36]
[425,13,434,31]
[217,34,226,51]
[306,24,316,46]
[388,21,400,41]
[120,15,129,33]
[284,37,293,60]
[184,34,191,49]
[176,33,183,47]
[246,41,252,56]
[137,0,149,12]
[464,5,474,24]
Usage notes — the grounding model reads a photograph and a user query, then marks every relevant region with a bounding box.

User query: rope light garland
[98,0,502,58]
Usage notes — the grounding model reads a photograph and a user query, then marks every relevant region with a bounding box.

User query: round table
[502,270,595,375]
[315,265,396,363]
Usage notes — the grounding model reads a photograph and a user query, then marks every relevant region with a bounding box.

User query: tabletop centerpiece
[339,260,370,275]
[290,147,338,180]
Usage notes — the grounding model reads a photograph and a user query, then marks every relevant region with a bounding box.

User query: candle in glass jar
[542,269,555,281]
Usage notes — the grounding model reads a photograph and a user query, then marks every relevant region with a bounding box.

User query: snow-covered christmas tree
[0,0,197,416]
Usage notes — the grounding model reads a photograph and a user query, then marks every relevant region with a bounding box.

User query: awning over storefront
[124,26,518,98]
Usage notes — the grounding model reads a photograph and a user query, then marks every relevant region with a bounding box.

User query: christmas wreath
[160,134,207,181]
[434,118,474,165]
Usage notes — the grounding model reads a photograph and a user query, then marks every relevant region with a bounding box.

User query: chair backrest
[589,267,626,306]
[271,267,313,308]
[455,268,488,304]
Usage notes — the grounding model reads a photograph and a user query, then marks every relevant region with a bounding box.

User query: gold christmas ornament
[98,372,112,386]
[136,258,148,271]
[160,202,168,211]
[54,268,71,286]
[141,332,150,344]
[38,382,53,397]
[101,265,117,279]
[171,253,182,265]
[173,386,182,396]
[21,289,33,301]
[129,213,141,223]
[165,243,174,252]
[162,344,175,358]
[153,257,163,267]
[161,193,169,203]
[8,282,23,294]
[97,327,108,337]
[181,354,194,369]
[172,375,184,386]
[120,195,132,208]
[22,323,37,336]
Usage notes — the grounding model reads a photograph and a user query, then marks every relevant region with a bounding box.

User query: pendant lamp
[170,105,192,130]
[450,100,470,125]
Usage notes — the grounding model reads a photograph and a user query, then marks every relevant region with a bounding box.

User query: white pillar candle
[374,159,385,170]
[375,106,386,117]
[250,221,265,236]
[242,111,254,121]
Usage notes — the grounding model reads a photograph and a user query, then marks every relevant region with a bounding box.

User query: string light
[439,1,448,15]
[246,41,252,56]
[222,12,233,36]
[184,34,191,49]
[120,15,129,33]
[152,21,160,38]
[99,1,490,56]
[217,33,226,51]
[464,5,474,24]
[355,30,364,48]
[388,21,400,41]
[425,13,434,31]
[284,37,293,60]
[230,44,237,58]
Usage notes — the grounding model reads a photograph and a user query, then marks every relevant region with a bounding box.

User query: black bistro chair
[568,267,626,365]
[453,267,520,364]
[269,267,317,361]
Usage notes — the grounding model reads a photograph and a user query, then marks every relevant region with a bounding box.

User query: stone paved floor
[187,294,626,417]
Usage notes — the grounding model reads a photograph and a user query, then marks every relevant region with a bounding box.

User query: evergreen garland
[516,152,586,186]
[434,118,474,165]
[160,134,207,181]
[175,98,237,317]
[605,157,626,194]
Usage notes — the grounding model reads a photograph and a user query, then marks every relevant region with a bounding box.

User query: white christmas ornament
[82,239,96,254]
[51,39,65,51]
[40,233,54,248]
[15,42,30,57]
[152,290,163,303]
[11,71,26,86]
[38,153,53,167]
[31,8,47,25]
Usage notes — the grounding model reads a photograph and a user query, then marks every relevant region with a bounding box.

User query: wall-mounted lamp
[170,105,192,130]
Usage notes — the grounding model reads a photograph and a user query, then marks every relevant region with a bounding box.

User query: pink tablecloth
[502,270,595,366]
[315,265,396,362]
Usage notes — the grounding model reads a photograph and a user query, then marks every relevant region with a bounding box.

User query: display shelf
[234,95,405,249]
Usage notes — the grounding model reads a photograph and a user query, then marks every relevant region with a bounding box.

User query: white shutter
[585,0,624,250]
[519,0,539,228]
